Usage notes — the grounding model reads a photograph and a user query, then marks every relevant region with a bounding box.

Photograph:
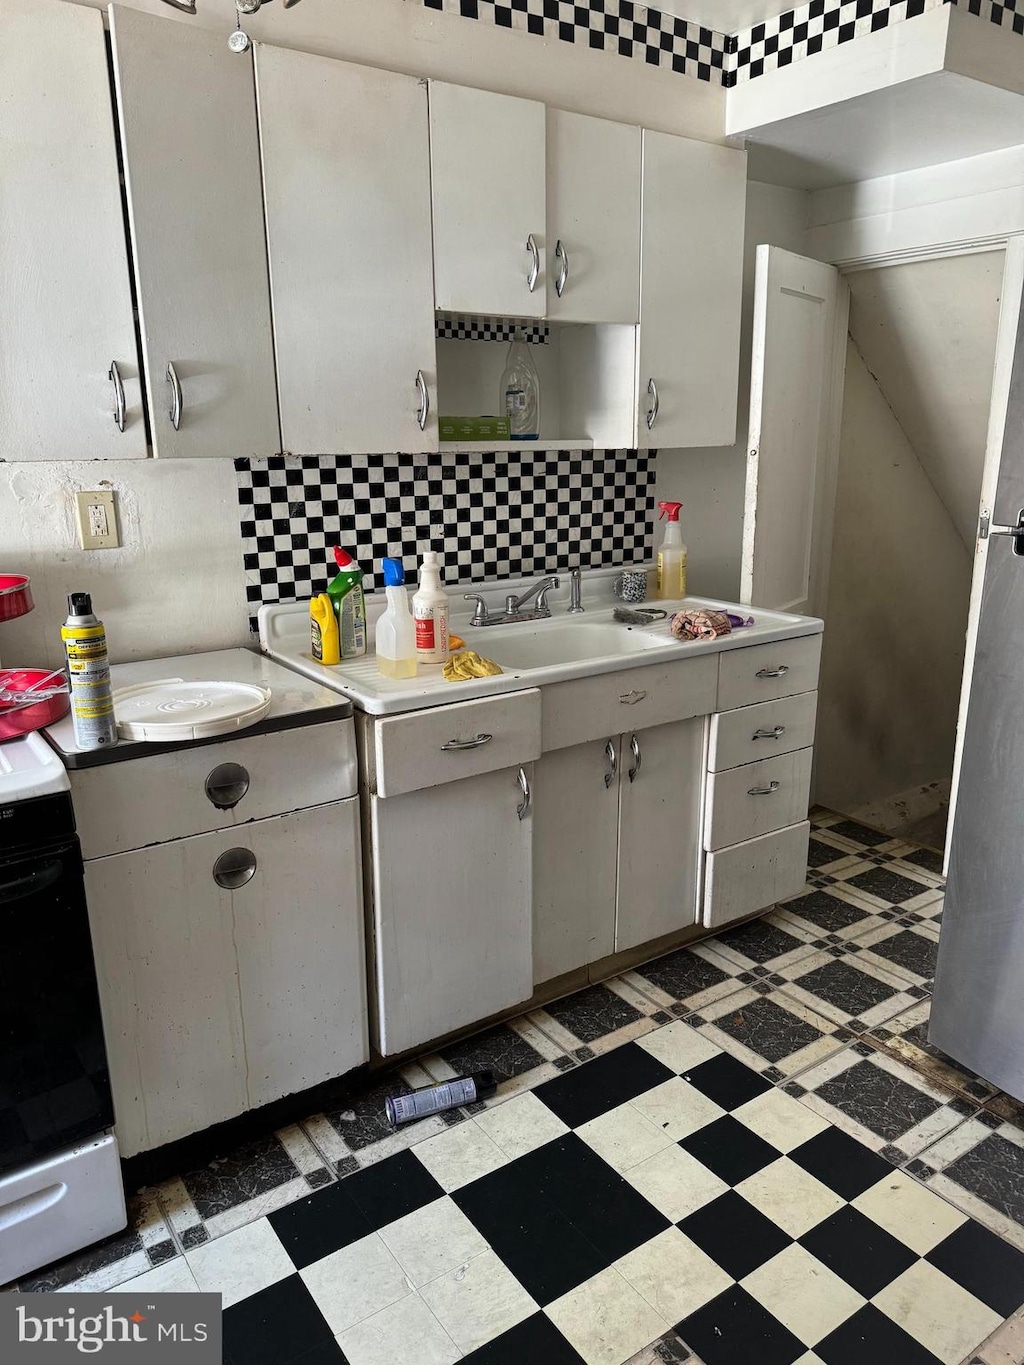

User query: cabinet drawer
[72,719,357,860]
[542,656,717,751]
[703,821,810,929]
[709,692,818,772]
[373,689,541,798]
[704,747,813,851]
[716,635,821,711]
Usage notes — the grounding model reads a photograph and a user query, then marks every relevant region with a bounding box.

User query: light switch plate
[75,489,120,550]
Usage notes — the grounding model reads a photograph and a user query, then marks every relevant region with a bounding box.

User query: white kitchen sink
[478,620,666,671]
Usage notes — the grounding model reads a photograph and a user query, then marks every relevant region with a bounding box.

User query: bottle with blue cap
[376,558,418,680]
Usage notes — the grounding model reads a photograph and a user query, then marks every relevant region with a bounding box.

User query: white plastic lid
[112,678,272,742]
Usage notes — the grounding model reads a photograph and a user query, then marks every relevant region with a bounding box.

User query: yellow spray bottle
[309,592,340,665]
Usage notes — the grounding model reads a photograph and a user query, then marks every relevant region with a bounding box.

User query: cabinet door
[371,765,533,1056]
[110,5,279,460]
[546,110,640,325]
[637,131,746,449]
[256,48,437,454]
[0,0,145,460]
[429,83,546,318]
[615,719,705,953]
[533,740,619,983]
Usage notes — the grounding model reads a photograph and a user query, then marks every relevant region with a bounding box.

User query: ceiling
[671,1,795,34]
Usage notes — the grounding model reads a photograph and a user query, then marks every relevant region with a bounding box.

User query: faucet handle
[464,593,490,627]
[535,575,560,613]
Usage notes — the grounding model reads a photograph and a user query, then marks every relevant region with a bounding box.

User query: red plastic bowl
[0,668,70,742]
[0,575,34,623]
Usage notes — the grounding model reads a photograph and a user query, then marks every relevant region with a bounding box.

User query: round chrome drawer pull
[213,847,257,890]
[205,762,251,810]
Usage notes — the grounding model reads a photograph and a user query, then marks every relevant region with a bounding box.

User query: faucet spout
[508,575,560,616]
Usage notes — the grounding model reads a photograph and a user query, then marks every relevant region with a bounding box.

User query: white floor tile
[629,1077,726,1141]
[623,1144,728,1222]
[185,1219,293,1309]
[419,1249,536,1355]
[731,1088,830,1153]
[379,1196,489,1288]
[742,1243,864,1346]
[411,1121,509,1192]
[615,1227,731,1322]
[301,1232,411,1334]
[636,1020,721,1075]
[473,1091,570,1159]
[735,1158,844,1238]
[851,1169,967,1255]
[577,1103,675,1174]
[110,1260,200,1295]
[873,1260,1002,1365]
[546,1266,667,1365]
[335,1291,460,1365]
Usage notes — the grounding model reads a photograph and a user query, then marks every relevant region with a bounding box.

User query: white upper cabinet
[546,110,641,325]
[256,48,438,454]
[0,0,145,461]
[637,131,746,450]
[109,5,279,460]
[429,83,547,319]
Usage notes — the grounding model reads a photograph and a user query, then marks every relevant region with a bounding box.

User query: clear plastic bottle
[376,558,417,680]
[499,328,541,440]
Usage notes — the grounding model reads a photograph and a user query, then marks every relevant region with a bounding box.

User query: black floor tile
[677,1284,804,1365]
[788,1126,895,1200]
[268,1182,372,1270]
[543,983,644,1043]
[681,1052,773,1111]
[799,1205,916,1298]
[789,959,898,1017]
[461,1311,587,1363]
[181,1135,299,1220]
[902,847,943,875]
[680,1115,779,1185]
[926,1218,1024,1316]
[635,945,735,1002]
[942,1132,1024,1224]
[828,820,891,848]
[223,1275,339,1365]
[535,1041,673,1127]
[341,1148,443,1230]
[678,1191,792,1280]
[713,919,809,964]
[441,1023,546,1084]
[815,1303,943,1365]
[812,1057,941,1143]
[807,838,848,868]
[322,1071,414,1152]
[779,890,873,934]
[708,993,826,1065]
[845,867,930,904]
[865,928,937,980]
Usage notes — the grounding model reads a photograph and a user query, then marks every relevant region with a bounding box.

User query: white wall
[655,179,810,599]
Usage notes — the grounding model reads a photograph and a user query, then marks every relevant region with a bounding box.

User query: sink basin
[479,621,666,672]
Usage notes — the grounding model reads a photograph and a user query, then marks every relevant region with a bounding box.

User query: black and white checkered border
[234,450,655,631]
[435,314,549,344]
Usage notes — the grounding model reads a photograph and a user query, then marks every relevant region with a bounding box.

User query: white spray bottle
[655,501,687,601]
[376,558,417,680]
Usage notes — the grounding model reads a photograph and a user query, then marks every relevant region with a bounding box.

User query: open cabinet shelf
[438,438,596,454]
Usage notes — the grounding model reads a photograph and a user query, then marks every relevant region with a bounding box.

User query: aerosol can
[61,592,118,750]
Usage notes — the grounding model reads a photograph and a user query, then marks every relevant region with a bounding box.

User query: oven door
[0,838,115,1175]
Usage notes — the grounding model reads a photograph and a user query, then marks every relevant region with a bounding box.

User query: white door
[741,246,850,615]
[256,47,438,455]
[546,110,640,325]
[637,131,746,450]
[371,765,533,1056]
[0,0,145,461]
[532,740,619,982]
[615,719,705,952]
[429,83,546,319]
[110,5,279,460]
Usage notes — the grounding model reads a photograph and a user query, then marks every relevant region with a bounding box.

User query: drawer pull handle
[213,847,257,890]
[604,739,617,789]
[516,766,531,820]
[752,726,786,741]
[441,732,493,752]
[748,780,781,796]
[619,689,647,706]
[756,665,789,680]
[205,761,251,810]
[628,733,642,783]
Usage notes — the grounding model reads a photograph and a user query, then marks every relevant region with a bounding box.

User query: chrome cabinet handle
[619,689,647,706]
[109,361,127,433]
[415,369,429,432]
[628,733,642,783]
[604,739,617,789]
[166,362,183,431]
[205,762,250,810]
[980,509,1024,556]
[646,377,659,431]
[441,732,493,752]
[213,847,257,890]
[555,239,569,297]
[517,766,531,820]
[526,234,540,293]
[753,726,786,741]
[756,665,789,679]
[748,780,781,796]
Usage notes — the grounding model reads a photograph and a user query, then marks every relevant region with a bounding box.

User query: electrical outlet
[75,490,120,550]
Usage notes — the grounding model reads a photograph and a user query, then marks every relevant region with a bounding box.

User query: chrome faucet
[568,568,584,614]
[465,575,560,627]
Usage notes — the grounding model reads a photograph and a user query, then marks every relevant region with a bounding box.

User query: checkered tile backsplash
[435,315,549,344]
[235,450,655,630]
